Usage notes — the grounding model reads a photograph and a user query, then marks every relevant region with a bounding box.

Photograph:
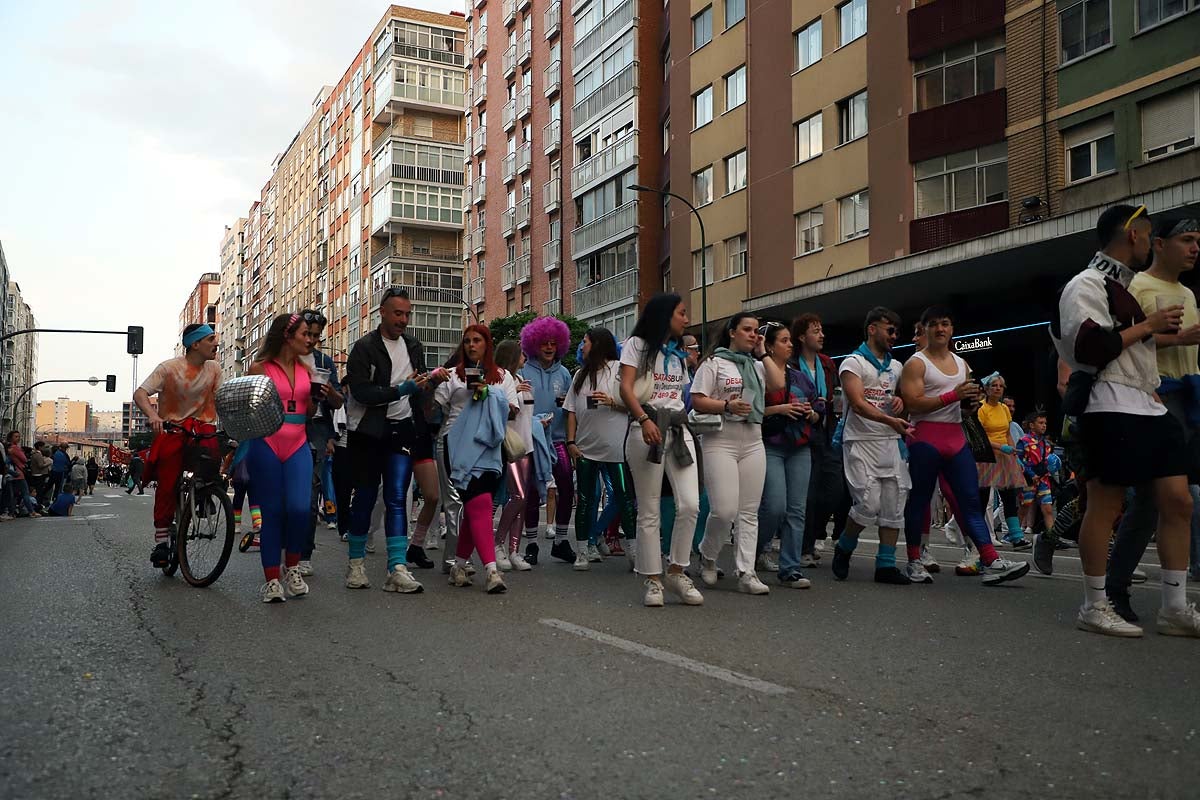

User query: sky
[0,0,459,412]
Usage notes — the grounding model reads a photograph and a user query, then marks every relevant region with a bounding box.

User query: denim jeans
[757,445,812,578]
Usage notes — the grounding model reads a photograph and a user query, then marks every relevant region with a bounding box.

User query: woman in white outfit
[618,293,705,607]
[693,313,770,595]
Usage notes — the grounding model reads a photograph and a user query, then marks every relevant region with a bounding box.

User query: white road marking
[540,618,792,696]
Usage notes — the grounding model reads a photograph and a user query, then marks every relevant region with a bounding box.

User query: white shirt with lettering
[690,356,765,423]
[839,352,903,442]
[620,336,688,412]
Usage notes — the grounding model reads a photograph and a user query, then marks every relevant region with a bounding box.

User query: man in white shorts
[830,307,914,585]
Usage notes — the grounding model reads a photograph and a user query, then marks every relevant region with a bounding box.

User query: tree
[127,432,154,452]
[487,311,589,371]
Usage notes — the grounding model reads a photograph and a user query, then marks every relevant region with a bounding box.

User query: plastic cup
[1157,295,1185,330]
[311,367,331,386]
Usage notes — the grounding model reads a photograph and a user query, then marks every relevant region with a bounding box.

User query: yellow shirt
[977,401,1011,446]
[1129,271,1200,380]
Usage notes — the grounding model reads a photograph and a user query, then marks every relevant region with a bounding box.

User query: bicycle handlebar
[162,421,226,440]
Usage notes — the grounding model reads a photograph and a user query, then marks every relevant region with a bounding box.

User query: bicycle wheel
[178,484,235,587]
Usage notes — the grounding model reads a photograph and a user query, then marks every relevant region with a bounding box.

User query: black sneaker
[150,541,171,568]
[406,544,435,569]
[832,546,852,581]
[524,541,540,566]
[1108,593,1139,623]
[550,540,576,563]
[874,566,912,585]
[1032,533,1055,576]
[1005,536,1032,551]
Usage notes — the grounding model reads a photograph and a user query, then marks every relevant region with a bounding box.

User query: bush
[487,312,588,371]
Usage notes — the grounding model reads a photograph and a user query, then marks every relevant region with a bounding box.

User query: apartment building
[217,219,246,380]
[36,398,92,434]
[241,188,274,372]
[1,264,39,441]
[176,272,220,356]
[275,90,330,328]
[122,398,156,441]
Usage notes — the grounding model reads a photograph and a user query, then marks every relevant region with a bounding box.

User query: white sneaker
[814,539,826,556]
[1157,602,1200,637]
[799,554,820,568]
[345,558,370,589]
[325,521,338,530]
[573,550,591,571]
[919,547,940,571]
[284,567,309,597]
[543,526,556,541]
[663,572,704,605]
[699,556,720,587]
[448,564,472,587]
[643,578,664,607]
[906,561,934,584]
[383,564,424,594]
[494,545,512,571]
[586,543,604,562]
[508,551,532,571]
[485,568,508,594]
[297,560,314,577]
[738,572,770,595]
[756,552,779,572]
[1077,600,1143,637]
[597,539,611,556]
[261,579,286,603]
[981,558,1029,586]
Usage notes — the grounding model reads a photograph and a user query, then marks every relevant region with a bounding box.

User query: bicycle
[159,422,237,587]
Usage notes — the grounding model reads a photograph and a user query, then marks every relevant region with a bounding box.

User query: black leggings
[978,487,1019,521]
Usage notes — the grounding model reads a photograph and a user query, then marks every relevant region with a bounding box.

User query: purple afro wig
[520,316,571,362]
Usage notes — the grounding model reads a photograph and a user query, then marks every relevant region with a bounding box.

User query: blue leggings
[246,440,313,578]
[903,422,994,556]
[349,451,414,570]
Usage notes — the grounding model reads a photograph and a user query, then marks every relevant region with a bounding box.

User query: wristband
[566,440,576,446]
[636,414,650,424]
[396,380,418,396]
[938,391,958,407]
[724,399,730,413]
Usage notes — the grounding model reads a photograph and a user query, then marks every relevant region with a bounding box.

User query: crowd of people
[106,203,1200,639]
[0,439,103,519]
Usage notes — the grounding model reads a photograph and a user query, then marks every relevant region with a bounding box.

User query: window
[693,245,714,286]
[663,117,671,153]
[1059,0,1111,64]
[725,0,745,28]
[725,235,747,278]
[838,91,867,144]
[693,6,713,50]
[839,191,869,240]
[724,150,747,193]
[795,208,824,255]
[693,86,714,128]
[1138,0,1197,30]
[1064,117,1116,183]
[1141,85,1199,160]
[693,166,714,205]
[838,0,867,46]
[725,65,746,111]
[794,19,822,71]
[914,36,1006,111]
[795,113,823,162]
[914,143,1008,218]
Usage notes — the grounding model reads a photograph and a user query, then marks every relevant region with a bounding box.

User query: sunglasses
[757,321,784,334]
[380,285,410,303]
[1123,205,1147,230]
[302,311,327,326]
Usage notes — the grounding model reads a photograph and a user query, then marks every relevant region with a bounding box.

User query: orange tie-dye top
[139,357,222,423]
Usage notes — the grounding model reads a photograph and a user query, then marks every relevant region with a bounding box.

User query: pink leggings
[496,455,531,553]
[457,493,498,567]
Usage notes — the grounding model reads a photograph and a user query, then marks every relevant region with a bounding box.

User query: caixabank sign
[952,336,993,353]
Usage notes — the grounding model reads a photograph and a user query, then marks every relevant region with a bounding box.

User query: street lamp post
[629,184,708,352]
[9,378,104,441]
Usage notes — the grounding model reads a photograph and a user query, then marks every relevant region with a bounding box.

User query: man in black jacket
[343,287,447,594]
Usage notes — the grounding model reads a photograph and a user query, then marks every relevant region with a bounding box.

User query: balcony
[544,60,561,98]
[572,200,638,259]
[372,185,465,235]
[473,27,488,57]
[373,143,466,188]
[473,74,487,106]
[572,268,638,314]
[517,197,531,229]
[517,0,530,11]
[543,238,562,271]
[462,182,473,207]
[517,142,531,174]
[468,277,485,304]
[545,1,561,39]
[503,98,516,131]
[503,45,517,77]
[371,241,464,269]
[502,152,517,183]
[502,260,516,290]
[373,70,466,122]
[472,125,487,156]
[473,175,487,205]
[908,0,1005,60]
[471,227,486,254]
[909,201,1010,253]
[517,85,532,119]
[571,132,637,197]
[908,88,1006,162]
[573,0,634,71]
[544,119,561,154]
[572,62,637,133]
[503,0,515,26]
[381,40,467,69]
[515,253,531,283]
[518,30,532,64]
[543,178,561,213]
[544,297,561,316]
[502,206,516,236]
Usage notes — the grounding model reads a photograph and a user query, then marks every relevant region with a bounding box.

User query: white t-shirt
[564,361,627,462]
[382,334,414,421]
[620,336,688,412]
[690,356,765,423]
[839,353,903,442]
[435,369,519,434]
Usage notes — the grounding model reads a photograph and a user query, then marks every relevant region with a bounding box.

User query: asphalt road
[1,489,1198,800]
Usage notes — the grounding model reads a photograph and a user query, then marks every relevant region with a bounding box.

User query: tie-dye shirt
[139,357,221,423]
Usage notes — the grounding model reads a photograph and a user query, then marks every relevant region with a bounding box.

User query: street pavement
[2,489,1198,800]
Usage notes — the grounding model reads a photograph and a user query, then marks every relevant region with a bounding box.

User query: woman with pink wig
[519,316,576,565]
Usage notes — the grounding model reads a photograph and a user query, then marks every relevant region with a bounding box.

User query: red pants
[146,421,217,531]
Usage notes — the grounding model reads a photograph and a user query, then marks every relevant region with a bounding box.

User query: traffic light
[126,325,144,355]
[105,375,116,392]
